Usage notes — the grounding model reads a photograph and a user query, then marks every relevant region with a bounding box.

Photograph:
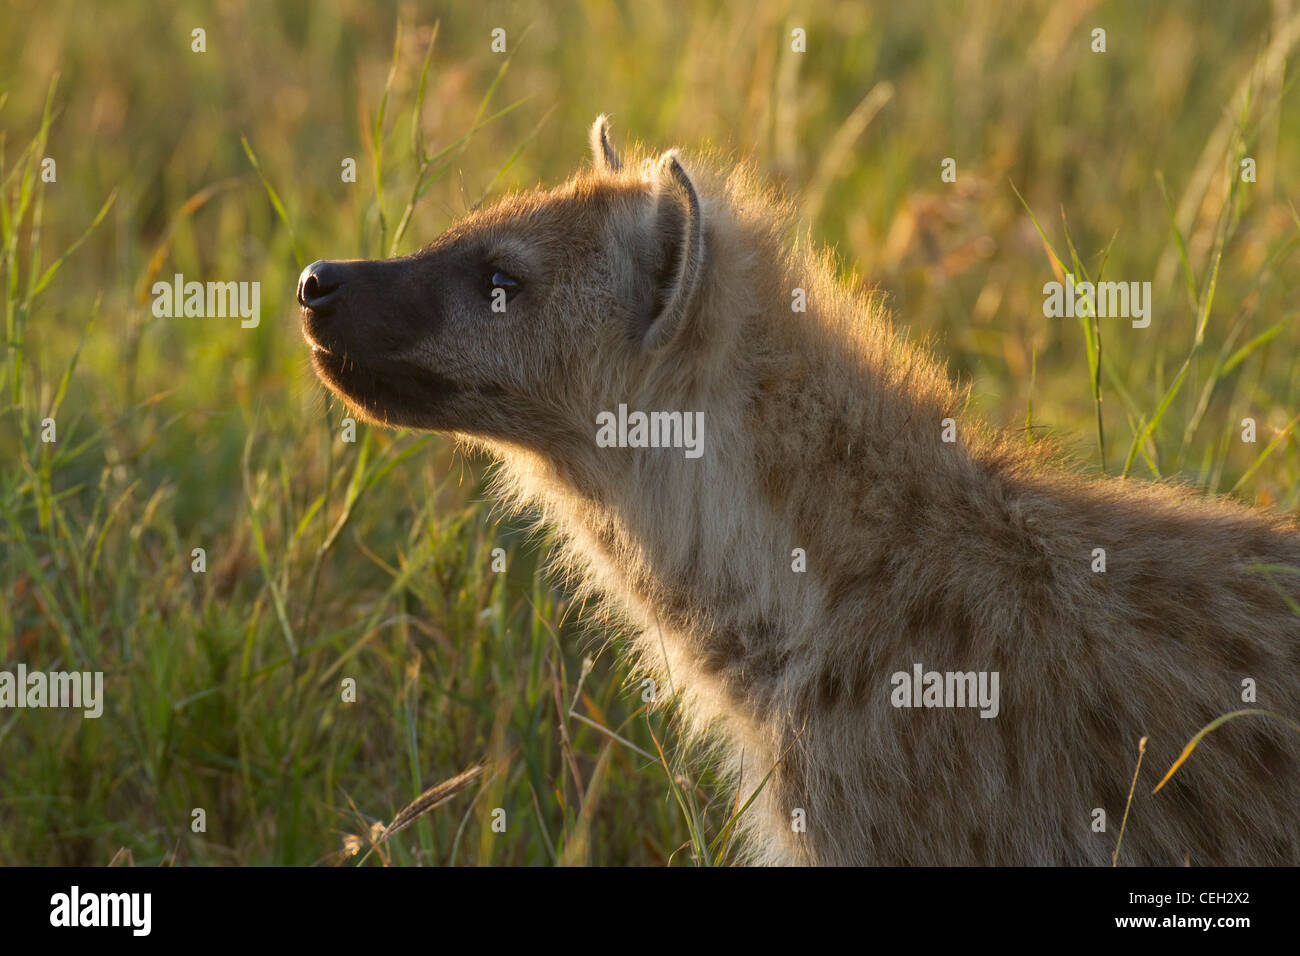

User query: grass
[1,0,1299,865]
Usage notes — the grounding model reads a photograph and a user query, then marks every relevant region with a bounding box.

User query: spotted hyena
[298,116,1300,865]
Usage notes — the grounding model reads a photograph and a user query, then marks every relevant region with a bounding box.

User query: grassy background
[1,0,1298,865]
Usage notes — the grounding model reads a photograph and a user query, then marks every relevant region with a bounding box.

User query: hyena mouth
[309,346,461,427]
[296,256,461,427]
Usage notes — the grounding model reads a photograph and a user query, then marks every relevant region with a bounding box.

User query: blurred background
[1,0,1297,864]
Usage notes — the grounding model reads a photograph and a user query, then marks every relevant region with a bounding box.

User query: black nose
[297,260,345,312]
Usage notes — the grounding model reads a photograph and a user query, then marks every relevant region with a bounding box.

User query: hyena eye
[489,271,521,301]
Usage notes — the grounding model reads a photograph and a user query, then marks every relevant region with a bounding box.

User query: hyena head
[298,116,720,458]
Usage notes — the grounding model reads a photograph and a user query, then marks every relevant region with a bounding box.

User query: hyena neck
[490,271,974,739]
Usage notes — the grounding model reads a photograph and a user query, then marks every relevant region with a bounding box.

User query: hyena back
[299,117,1300,865]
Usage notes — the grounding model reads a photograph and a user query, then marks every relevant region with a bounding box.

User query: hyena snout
[296,259,348,314]
[297,256,432,358]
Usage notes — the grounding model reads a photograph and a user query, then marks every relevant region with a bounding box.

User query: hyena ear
[590,115,622,172]
[643,150,705,352]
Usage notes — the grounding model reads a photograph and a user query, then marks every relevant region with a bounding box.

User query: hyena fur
[298,116,1300,866]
